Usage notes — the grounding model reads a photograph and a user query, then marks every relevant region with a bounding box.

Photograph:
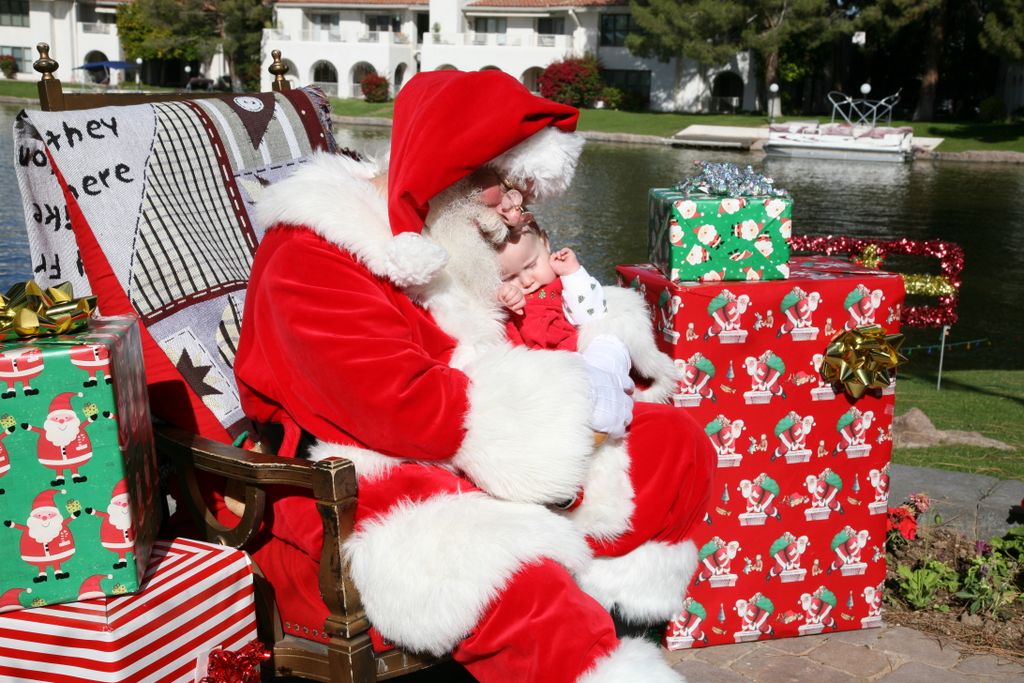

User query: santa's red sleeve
[238,230,471,461]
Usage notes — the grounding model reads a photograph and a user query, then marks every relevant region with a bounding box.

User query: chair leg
[326,633,376,683]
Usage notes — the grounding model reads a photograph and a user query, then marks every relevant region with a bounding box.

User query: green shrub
[978,96,1007,123]
[597,86,623,110]
[0,55,17,79]
[360,72,390,103]
[539,56,602,108]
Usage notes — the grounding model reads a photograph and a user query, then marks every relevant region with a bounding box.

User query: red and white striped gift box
[0,537,258,682]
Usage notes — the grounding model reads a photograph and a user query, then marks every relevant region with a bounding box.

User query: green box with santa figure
[0,314,159,611]
[649,163,793,283]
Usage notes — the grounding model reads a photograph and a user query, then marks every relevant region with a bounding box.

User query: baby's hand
[550,248,580,277]
[498,282,526,315]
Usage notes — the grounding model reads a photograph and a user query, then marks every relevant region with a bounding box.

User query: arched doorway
[435,64,457,71]
[351,61,376,98]
[83,50,109,84]
[312,60,338,96]
[711,71,744,113]
[521,67,543,93]
[393,63,408,92]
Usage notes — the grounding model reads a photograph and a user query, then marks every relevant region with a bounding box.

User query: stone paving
[666,623,1024,682]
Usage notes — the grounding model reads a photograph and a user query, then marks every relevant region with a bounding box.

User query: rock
[893,408,1014,451]
[960,613,983,628]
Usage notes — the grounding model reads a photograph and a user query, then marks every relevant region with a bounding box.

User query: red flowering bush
[0,55,16,79]
[886,492,932,546]
[538,56,602,108]
[360,72,390,103]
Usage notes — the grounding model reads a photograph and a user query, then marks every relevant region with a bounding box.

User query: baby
[497,222,607,351]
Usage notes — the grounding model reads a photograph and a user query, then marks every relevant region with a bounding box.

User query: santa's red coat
[233,153,713,682]
[94,511,134,553]
[27,426,92,472]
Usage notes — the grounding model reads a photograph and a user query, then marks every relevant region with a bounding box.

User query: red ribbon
[200,639,271,683]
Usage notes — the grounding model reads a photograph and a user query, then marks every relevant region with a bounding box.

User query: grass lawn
[893,369,1023,481]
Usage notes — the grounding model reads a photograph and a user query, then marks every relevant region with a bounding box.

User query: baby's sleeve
[561,265,608,326]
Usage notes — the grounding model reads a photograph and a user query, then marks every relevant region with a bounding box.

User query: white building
[261,0,759,112]
[1,0,758,111]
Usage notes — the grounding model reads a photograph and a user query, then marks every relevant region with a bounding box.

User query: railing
[313,81,338,96]
[711,95,741,113]
[828,89,902,126]
[427,32,569,48]
[81,22,113,34]
[301,29,343,42]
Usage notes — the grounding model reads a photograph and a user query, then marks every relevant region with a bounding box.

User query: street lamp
[860,82,872,97]
[768,82,779,123]
[184,64,192,90]
[135,57,142,87]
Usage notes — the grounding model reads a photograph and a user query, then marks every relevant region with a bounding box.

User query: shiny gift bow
[0,280,96,340]
[200,640,271,683]
[820,324,908,399]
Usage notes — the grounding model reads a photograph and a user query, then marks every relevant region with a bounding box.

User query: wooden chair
[31,43,439,683]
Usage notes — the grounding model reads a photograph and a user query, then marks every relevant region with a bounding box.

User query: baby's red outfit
[504,279,579,351]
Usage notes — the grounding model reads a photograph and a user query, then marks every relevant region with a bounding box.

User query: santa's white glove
[581,335,634,439]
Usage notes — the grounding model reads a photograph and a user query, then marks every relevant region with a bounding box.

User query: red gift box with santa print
[0,316,159,610]
[0,537,258,682]
[616,256,904,648]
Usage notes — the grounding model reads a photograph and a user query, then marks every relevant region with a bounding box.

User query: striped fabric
[0,538,257,683]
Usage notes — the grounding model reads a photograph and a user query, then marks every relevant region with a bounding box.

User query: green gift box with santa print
[648,188,793,283]
[0,316,159,611]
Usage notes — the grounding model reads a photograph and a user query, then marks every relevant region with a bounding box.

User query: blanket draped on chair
[15,88,336,439]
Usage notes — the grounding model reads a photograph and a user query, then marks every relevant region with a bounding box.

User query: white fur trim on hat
[577,540,699,624]
[578,637,685,683]
[343,491,591,656]
[488,127,585,201]
[454,344,594,504]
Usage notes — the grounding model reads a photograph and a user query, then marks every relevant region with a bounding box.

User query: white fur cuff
[577,540,699,624]
[578,638,685,683]
[488,127,585,201]
[454,345,594,504]
[344,491,591,656]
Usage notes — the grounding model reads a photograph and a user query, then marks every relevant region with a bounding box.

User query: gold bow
[0,280,96,341]
[820,324,907,399]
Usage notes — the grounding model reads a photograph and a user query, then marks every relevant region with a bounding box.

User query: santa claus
[0,587,30,613]
[77,573,112,600]
[232,70,714,682]
[0,346,44,399]
[21,392,106,486]
[69,343,112,387]
[4,489,80,581]
[86,479,134,568]
[0,413,15,494]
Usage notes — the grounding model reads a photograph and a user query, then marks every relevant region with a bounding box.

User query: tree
[117,0,219,63]
[219,0,273,91]
[980,0,1024,61]
[627,0,845,115]
[118,0,271,90]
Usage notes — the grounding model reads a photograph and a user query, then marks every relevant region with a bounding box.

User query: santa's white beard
[424,182,506,307]
[27,515,63,543]
[106,502,132,531]
[44,416,81,448]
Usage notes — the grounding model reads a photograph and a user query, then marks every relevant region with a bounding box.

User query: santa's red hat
[0,587,28,611]
[77,574,112,600]
[111,479,128,500]
[387,70,582,237]
[31,489,63,514]
[48,392,81,415]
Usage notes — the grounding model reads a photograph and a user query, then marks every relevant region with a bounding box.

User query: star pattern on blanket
[176,348,222,398]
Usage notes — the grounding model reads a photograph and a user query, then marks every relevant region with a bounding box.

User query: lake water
[3,105,1022,370]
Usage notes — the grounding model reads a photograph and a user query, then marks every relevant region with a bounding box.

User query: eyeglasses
[499,177,534,228]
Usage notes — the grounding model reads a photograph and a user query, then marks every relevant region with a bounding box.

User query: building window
[599,14,633,47]
[0,0,29,27]
[537,17,564,35]
[601,68,651,108]
[0,45,30,72]
[474,17,506,34]
[78,3,116,25]
[366,14,400,33]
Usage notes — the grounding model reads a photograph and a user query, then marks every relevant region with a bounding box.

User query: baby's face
[498,231,556,294]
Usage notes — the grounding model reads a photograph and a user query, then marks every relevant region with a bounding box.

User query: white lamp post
[860,82,872,97]
[768,82,779,123]
[135,57,142,87]
[184,64,192,90]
